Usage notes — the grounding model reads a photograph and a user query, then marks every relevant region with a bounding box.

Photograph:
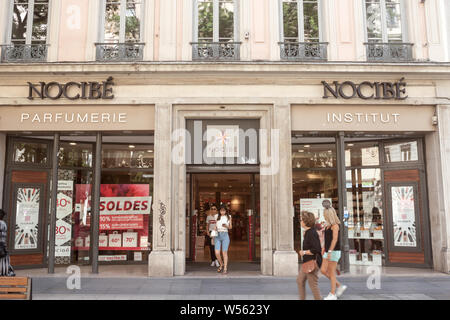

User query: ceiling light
[129,145,135,149]
[304,145,310,148]
[70,142,77,146]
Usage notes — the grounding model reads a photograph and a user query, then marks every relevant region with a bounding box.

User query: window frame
[99,0,146,44]
[362,0,408,43]
[6,0,51,45]
[279,0,323,43]
[192,0,240,43]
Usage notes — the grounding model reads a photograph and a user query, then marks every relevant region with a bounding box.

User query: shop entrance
[187,173,260,264]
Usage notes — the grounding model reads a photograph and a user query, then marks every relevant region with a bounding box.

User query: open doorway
[187,173,260,265]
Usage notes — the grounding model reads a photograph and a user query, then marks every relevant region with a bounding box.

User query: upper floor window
[96,0,145,61]
[1,0,49,62]
[363,0,412,61]
[192,0,240,61]
[279,0,327,61]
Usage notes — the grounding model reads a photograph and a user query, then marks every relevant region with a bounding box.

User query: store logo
[322,78,407,100]
[27,77,114,100]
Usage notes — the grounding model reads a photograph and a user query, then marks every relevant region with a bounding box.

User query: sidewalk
[14,263,450,300]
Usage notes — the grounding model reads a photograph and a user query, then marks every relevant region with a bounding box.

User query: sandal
[223,268,228,275]
[217,265,223,273]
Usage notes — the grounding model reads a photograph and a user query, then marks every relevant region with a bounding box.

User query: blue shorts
[214,232,230,251]
[323,250,341,262]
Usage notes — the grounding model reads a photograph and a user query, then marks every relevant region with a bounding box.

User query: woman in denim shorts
[214,205,232,274]
[321,200,347,300]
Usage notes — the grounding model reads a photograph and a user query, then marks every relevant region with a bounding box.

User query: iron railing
[279,42,328,61]
[95,42,145,62]
[1,44,48,62]
[191,42,241,61]
[364,42,413,62]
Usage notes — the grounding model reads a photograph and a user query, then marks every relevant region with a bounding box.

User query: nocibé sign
[322,78,407,100]
[27,76,114,100]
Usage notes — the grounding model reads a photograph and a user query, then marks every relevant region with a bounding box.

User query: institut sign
[27,76,114,100]
[322,78,407,100]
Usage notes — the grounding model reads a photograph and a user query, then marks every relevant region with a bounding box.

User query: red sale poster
[74,184,151,250]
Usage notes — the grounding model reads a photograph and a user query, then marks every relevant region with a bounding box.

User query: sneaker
[336,285,347,298]
[210,261,216,267]
[323,293,338,300]
[214,260,220,267]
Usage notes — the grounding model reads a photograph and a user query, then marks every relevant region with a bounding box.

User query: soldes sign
[322,78,407,100]
[27,76,114,100]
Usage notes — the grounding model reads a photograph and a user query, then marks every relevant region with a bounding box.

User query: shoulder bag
[0,243,7,259]
[301,254,318,274]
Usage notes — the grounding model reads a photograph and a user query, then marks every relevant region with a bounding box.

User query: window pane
[292,144,336,169]
[346,168,384,266]
[386,0,402,42]
[125,0,141,42]
[303,0,319,41]
[105,0,121,42]
[345,142,380,167]
[12,3,28,41]
[13,141,48,164]
[219,1,234,41]
[198,0,213,41]
[59,142,93,168]
[365,0,382,42]
[283,1,299,42]
[384,140,419,163]
[32,3,48,41]
[102,144,154,169]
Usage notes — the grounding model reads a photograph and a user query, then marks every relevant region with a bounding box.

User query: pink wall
[251,0,270,60]
[58,0,89,62]
[335,0,356,61]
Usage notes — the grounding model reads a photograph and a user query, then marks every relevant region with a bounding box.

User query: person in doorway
[297,211,322,300]
[0,209,15,277]
[321,200,347,300]
[214,204,232,274]
[206,203,219,267]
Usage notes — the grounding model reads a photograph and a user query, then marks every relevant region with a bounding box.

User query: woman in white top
[206,204,219,267]
[214,204,232,274]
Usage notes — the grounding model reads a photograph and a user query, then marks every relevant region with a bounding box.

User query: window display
[14,187,41,250]
[391,185,417,247]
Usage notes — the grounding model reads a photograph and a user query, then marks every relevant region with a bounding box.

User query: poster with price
[392,186,417,247]
[75,184,151,250]
[56,179,74,259]
[14,187,41,250]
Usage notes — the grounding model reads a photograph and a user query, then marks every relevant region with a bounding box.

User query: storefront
[0,63,449,276]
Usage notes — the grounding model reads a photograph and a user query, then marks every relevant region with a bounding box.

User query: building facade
[0,0,449,276]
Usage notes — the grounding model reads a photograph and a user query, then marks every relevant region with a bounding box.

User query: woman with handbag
[297,211,322,300]
[320,200,347,300]
[0,209,15,277]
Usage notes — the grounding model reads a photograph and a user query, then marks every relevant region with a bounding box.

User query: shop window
[384,140,418,163]
[13,141,48,165]
[102,144,154,169]
[292,143,336,168]
[345,141,380,167]
[346,168,384,266]
[2,0,49,62]
[59,142,93,168]
[99,141,154,263]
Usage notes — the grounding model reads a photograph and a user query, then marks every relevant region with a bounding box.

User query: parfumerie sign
[27,76,114,100]
[322,78,407,100]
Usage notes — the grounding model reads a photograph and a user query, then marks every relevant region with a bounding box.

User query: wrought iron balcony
[95,43,145,62]
[1,44,48,62]
[365,42,413,62]
[279,42,328,61]
[191,42,241,61]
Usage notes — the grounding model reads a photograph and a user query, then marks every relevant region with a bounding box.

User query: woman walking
[321,201,347,300]
[214,204,232,274]
[297,211,322,300]
[206,203,219,267]
[0,209,15,277]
